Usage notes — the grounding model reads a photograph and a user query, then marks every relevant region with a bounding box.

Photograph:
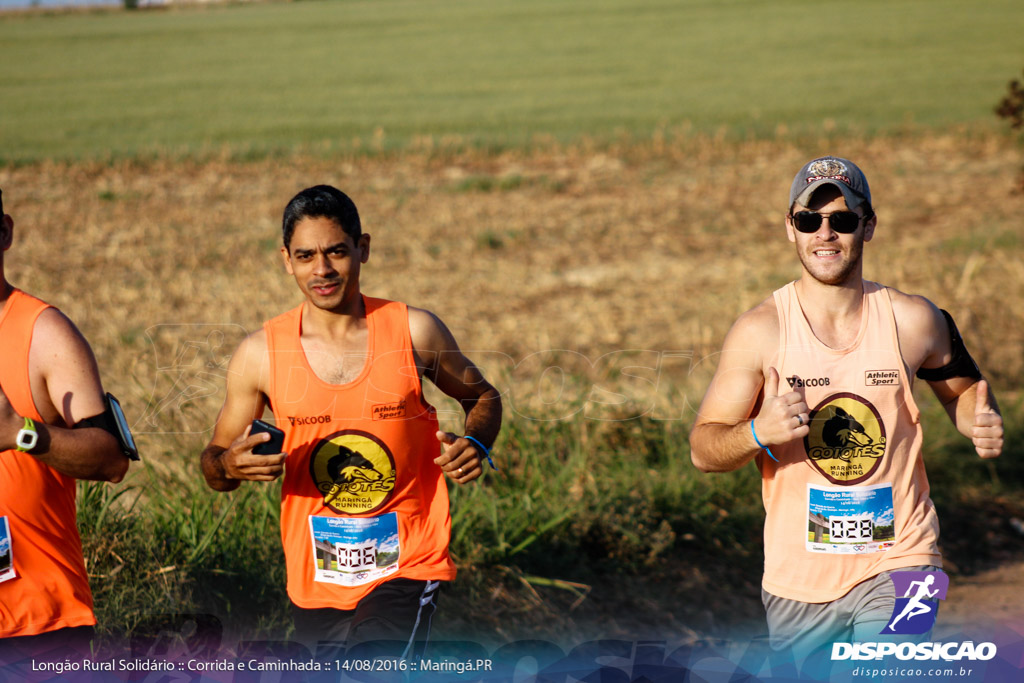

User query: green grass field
[1,0,1022,162]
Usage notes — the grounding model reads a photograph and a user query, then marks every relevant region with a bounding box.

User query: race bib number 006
[309,513,400,587]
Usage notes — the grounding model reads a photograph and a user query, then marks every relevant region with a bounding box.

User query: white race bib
[806,483,896,554]
[0,516,15,583]
[308,513,400,587]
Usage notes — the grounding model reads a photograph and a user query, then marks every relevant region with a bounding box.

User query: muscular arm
[0,308,127,482]
[892,293,1003,458]
[200,331,286,491]
[689,302,809,473]
[409,307,502,484]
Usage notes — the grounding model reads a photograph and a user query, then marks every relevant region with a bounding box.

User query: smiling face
[786,186,875,287]
[281,215,370,314]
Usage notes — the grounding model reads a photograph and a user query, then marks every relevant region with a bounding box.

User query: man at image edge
[0,188,131,659]
[689,156,1004,660]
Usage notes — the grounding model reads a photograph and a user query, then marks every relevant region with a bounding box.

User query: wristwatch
[15,417,38,452]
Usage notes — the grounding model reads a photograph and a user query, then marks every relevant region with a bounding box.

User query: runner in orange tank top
[200,186,501,659]
[689,158,1004,669]
[0,188,132,669]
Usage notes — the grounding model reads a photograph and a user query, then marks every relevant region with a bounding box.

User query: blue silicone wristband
[463,435,497,471]
[750,420,779,462]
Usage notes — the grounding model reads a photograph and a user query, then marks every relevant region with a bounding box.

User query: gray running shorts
[762,565,942,658]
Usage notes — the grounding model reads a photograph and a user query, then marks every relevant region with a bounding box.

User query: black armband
[74,393,140,461]
[915,309,982,382]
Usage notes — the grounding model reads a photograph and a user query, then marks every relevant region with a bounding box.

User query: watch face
[108,394,138,459]
[16,427,38,451]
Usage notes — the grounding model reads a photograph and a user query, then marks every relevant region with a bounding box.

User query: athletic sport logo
[865,370,899,386]
[804,393,887,484]
[882,570,948,635]
[309,430,396,514]
[371,401,407,421]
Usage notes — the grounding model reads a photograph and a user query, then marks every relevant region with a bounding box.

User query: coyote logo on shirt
[805,393,887,484]
[822,407,872,454]
[331,452,384,484]
[309,430,396,514]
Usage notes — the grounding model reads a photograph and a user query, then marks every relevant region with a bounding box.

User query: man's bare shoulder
[693,295,779,429]
[406,304,440,328]
[26,307,106,424]
[885,286,945,337]
[227,328,271,386]
[238,326,269,350]
[885,286,950,369]
[406,305,450,352]
[724,295,780,349]
[30,308,102,386]
[32,307,91,355]
[234,327,269,358]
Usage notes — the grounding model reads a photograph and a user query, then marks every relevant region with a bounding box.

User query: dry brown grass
[2,130,1021,469]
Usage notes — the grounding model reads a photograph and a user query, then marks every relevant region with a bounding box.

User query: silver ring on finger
[796,414,804,427]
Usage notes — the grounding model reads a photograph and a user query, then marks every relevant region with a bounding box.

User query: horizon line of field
[2,119,1015,167]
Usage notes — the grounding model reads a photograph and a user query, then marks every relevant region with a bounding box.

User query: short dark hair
[282,185,361,251]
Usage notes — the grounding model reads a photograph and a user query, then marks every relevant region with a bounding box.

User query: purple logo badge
[881,570,948,635]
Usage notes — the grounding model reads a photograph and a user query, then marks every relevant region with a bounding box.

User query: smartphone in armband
[250,419,285,456]
[74,392,140,461]
[107,394,139,461]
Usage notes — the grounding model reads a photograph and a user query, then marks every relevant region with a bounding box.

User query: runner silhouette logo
[881,569,949,635]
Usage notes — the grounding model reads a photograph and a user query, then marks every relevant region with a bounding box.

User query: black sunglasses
[789,210,871,234]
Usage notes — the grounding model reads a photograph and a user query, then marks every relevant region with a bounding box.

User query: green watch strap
[15,417,38,452]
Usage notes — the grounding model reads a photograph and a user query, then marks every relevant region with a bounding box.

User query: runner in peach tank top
[690,157,1003,663]
[762,281,939,603]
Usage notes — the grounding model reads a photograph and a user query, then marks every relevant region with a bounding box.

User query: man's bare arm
[894,294,1003,459]
[689,303,809,473]
[0,308,128,482]
[409,307,502,484]
[200,332,286,491]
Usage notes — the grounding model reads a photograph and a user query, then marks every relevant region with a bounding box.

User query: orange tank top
[266,296,455,609]
[0,289,96,637]
[761,281,940,603]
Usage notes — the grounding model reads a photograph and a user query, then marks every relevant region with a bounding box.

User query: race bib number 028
[829,515,874,543]
[309,513,400,587]
[806,483,896,554]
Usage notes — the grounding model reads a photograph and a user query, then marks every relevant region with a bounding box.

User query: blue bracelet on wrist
[463,435,497,471]
[750,420,779,462]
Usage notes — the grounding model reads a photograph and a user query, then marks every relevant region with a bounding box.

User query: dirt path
[937,559,1024,636]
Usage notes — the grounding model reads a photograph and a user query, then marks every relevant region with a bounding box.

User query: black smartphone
[107,393,140,461]
[250,419,285,455]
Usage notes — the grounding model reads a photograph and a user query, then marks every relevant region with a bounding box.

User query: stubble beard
[797,237,865,287]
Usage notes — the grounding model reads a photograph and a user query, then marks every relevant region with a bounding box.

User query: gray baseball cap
[788,156,871,213]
